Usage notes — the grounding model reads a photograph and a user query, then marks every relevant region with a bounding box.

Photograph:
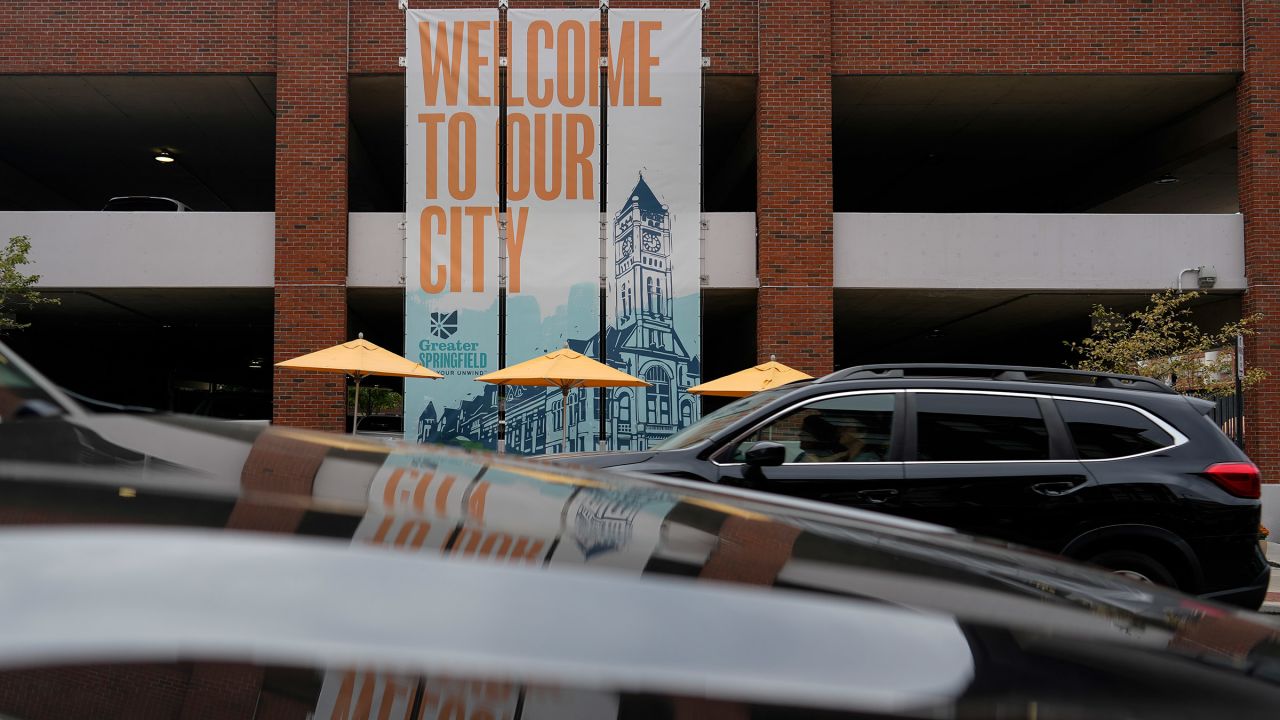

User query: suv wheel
[1087,549,1177,588]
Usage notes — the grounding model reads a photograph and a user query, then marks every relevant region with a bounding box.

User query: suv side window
[1055,399,1174,459]
[729,393,895,463]
[915,393,1049,461]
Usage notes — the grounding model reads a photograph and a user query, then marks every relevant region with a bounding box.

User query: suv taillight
[1203,462,1261,499]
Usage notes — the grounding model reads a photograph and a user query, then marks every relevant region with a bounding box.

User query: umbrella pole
[562,385,570,453]
[352,374,362,436]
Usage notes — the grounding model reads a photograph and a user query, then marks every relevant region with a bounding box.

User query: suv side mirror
[743,441,786,467]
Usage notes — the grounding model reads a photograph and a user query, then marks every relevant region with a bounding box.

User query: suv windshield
[653,385,802,450]
[0,347,67,420]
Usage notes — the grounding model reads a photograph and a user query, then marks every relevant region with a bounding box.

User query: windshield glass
[0,347,64,420]
[653,385,802,450]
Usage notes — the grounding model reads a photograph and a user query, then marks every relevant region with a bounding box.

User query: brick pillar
[1241,1,1280,481]
[273,0,349,431]
[755,0,833,377]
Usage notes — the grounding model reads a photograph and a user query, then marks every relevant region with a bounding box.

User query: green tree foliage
[347,385,403,417]
[0,235,58,333]
[1066,290,1264,397]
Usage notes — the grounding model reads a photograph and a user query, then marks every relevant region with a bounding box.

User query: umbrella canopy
[276,336,442,380]
[475,348,646,390]
[476,348,646,453]
[276,334,441,435]
[687,357,813,397]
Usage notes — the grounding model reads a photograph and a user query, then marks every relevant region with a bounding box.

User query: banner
[604,10,703,450]
[405,8,702,454]
[405,8,501,450]
[502,9,603,455]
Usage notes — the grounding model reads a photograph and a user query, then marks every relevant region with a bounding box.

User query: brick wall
[1241,1,1280,482]
[4,0,1270,439]
[3,1,1235,77]
[273,0,350,431]
[0,663,287,720]
[833,0,1242,74]
[756,0,833,377]
[0,1,275,73]
[354,0,750,73]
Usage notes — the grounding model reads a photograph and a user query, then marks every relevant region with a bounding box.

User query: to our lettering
[502,112,595,202]
[450,527,546,564]
[328,672,412,720]
[418,112,478,201]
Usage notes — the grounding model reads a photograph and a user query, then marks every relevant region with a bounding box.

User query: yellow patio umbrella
[686,355,813,397]
[276,333,442,434]
[475,347,647,452]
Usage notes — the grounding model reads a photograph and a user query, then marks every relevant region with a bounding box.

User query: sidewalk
[1263,540,1280,615]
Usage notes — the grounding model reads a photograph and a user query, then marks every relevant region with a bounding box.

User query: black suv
[559,364,1271,608]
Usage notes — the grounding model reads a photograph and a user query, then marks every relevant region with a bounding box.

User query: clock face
[642,234,661,253]
[621,237,634,257]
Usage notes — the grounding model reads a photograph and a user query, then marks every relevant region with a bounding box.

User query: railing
[1210,393,1245,449]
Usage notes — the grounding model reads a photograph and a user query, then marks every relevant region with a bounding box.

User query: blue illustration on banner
[415,174,701,454]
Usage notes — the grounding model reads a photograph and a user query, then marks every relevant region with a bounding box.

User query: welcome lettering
[415,18,662,295]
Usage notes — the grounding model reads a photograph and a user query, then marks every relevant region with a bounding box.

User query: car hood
[3,415,1279,705]
[540,449,659,468]
[3,526,1278,718]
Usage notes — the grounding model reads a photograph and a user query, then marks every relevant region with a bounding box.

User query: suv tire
[1087,549,1178,588]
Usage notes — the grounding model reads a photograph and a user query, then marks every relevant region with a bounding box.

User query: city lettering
[380,466,487,523]
[419,206,528,294]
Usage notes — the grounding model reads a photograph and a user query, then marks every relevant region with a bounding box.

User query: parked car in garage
[100,195,191,211]
[554,364,1271,608]
[1,342,1279,718]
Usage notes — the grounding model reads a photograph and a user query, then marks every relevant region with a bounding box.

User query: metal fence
[1186,342,1247,450]
[1210,392,1245,449]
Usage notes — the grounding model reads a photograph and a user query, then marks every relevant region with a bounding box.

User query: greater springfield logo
[419,311,488,375]
[429,311,457,339]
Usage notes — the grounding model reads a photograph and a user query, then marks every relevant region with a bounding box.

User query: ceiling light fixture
[154,151,175,164]
[1154,174,1179,185]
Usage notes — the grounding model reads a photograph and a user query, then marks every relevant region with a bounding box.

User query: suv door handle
[1031,481,1083,497]
[856,488,899,504]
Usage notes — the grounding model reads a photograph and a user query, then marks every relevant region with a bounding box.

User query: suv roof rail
[817,364,1178,394]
